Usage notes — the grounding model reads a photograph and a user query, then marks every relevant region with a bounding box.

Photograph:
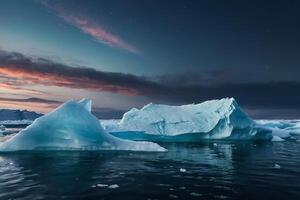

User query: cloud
[1,50,300,118]
[0,82,46,96]
[0,97,61,105]
[0,50,163,96]
[41,0,140,54]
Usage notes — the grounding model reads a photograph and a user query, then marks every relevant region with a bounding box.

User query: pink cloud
[41,1,140,54]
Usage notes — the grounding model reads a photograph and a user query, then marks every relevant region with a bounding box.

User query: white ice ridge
[0,99,166,152]
[103,98,281,141]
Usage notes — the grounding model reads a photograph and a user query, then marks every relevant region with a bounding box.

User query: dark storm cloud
[1,50,300,116]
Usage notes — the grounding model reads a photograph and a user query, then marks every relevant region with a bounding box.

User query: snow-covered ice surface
[102,98,299,142]
[0,99,166,152]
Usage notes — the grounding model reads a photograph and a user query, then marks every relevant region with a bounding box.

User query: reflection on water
[0,142,300,200]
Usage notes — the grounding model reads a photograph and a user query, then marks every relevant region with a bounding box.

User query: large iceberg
[103,98,277,141]
[0,99,166,152]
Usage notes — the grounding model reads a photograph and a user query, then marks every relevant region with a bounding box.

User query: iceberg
[103,98,275,141]
[0,99,166,152]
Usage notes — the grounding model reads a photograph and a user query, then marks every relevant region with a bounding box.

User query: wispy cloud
[0,97,61,105]
[41,0,140,54]
[0,82,46,96]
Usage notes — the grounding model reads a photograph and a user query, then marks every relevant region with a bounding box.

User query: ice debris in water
[92,183,109,188]
[0,99,166,152]
[274,164,281,169]
[97,184,108,187]
[108,184,119,189]
[103,98,277,141]
[179,168,187,173]
[190,192,202,197]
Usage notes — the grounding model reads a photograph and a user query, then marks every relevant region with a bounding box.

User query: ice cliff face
[0,99,166,152]
[103,98,273,141]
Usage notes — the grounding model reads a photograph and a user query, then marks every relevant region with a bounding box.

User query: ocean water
[0,141,299,200]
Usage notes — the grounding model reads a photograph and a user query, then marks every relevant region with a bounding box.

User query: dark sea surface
[0,141,299,200]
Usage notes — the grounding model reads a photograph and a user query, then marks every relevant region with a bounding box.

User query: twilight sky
[0,0,300,119]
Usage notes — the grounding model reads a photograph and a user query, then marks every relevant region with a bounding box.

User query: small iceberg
[103,98,274,141]
[0,99,166,152]
[108,184,119,189]
[179,168,187,173]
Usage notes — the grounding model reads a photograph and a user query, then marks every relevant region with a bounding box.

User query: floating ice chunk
[179,168,187,172]
[190,192,202,197]
[0,99,166,152]
[108,184,119,189]
[274,164,281,169]
[272,136,285,142]
[157,183,172,187]
[97,184,108,187]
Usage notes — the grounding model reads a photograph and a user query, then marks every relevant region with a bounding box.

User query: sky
[0,0,300,119]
